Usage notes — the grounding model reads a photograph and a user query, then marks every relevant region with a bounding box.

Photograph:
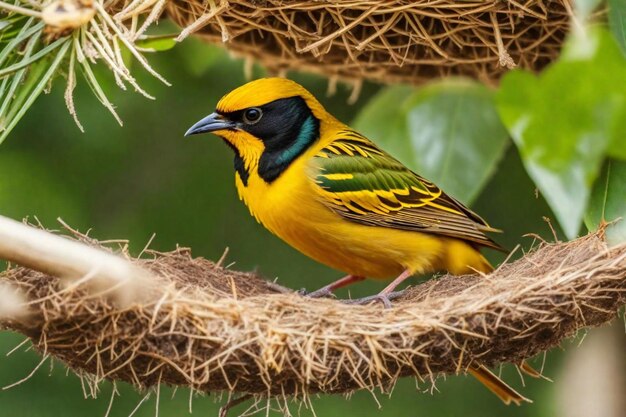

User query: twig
[0,215,152,305]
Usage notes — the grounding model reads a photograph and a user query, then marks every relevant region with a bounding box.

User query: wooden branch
[0,215,152,306]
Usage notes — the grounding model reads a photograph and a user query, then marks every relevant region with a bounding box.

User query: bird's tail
[447,243,530,405]
[445,240,494,275]
[468,364,531,405]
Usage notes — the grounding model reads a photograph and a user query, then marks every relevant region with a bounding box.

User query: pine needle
[64,46,84,132]
[0,0,172,141]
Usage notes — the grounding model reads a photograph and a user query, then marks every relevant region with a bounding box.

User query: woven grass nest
[0,0,598,142]
[0,222,625,414]
[168,0,577,85]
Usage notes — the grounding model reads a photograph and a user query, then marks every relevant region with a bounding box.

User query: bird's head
[185,78,332,185]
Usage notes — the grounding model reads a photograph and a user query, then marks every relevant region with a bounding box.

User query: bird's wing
[310,129,503,250]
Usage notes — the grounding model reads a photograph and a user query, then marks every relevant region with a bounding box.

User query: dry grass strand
[0,229,624,408]
[166,0,591,85]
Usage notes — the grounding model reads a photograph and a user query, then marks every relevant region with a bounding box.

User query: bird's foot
[343,290,405,308]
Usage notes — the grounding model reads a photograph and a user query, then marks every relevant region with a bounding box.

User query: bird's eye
[243,108,262,124]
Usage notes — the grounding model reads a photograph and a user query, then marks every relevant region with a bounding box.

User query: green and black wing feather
[311,129,503,250]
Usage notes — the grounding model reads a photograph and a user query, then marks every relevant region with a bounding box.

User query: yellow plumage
[185,77,528,405]
[211,78,496,279]
[230,120,491,279]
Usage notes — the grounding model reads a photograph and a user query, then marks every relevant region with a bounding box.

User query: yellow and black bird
[185,78,529,405]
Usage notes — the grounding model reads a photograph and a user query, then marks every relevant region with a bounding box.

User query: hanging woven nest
[167,0,578,85]
[0,0,604,141]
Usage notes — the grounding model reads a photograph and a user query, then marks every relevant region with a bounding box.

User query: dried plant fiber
[0,230,625,402]
[167,0,578,85]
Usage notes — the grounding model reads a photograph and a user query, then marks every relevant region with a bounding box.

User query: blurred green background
[1,8,625,417]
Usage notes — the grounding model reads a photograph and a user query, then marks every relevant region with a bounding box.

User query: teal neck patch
[276,115,317,165]
[257,96,320,183]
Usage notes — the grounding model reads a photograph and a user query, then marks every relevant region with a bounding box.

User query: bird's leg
[348,269,413,307]
[305,275,365,298]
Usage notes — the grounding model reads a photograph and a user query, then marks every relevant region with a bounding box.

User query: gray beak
[184,112,234,136]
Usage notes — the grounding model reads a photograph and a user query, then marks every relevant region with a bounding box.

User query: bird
[185,77,529,405]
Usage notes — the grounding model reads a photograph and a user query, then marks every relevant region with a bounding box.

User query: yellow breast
[234,131,490,279]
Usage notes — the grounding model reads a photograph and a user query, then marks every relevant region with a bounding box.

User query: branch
[0,216,624,406]
[0,216,151,307]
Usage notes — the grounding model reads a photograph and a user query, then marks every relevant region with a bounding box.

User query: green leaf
[585,159,626,246]
[609,105,626,159]
[496,29,626,239]
[407,80,510,203]
[136,35,177,52]
[609,0,626,55]
[354,80,510,204]
[352,84,414,160]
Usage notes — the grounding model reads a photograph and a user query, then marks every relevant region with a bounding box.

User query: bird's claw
[343,290,405,308]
